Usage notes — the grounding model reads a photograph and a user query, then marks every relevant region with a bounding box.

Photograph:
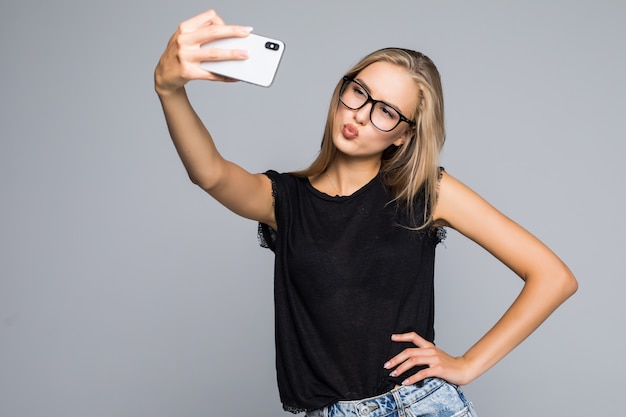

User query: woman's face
[332,61,418,160]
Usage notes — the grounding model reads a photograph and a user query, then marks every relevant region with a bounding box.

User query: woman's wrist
[455,355,483,385]
[155,82,187,100]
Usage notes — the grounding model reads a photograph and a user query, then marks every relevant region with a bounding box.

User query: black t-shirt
[258,170,444,413]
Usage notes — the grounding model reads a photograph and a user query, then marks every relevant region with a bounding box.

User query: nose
[353,102,371,126]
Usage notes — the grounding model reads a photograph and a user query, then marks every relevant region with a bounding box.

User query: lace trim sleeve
[433,166,447,244]
[257,171,278,251]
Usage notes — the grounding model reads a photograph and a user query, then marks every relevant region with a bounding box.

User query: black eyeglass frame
[340,76,416,132]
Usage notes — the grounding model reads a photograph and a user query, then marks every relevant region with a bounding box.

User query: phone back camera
[265,42,280,51]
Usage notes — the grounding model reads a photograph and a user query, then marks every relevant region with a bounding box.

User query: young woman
[154,9,577,417]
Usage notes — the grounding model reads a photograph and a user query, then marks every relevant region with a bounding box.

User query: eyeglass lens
[340,80,401,132]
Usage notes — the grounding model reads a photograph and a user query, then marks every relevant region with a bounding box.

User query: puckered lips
[342,123,359,139]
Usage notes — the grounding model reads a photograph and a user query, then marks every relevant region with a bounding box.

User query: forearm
[152,10,275,225]
[157,87,226,189]
[461,265,577,382]
[429,172,578,383]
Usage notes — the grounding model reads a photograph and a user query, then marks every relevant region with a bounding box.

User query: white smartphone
[200,33,285,87]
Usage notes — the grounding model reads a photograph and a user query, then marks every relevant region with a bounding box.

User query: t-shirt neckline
[305,172,381,201]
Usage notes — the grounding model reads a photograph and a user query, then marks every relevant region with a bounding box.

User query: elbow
[188,172,209,189]
[554,264,578,302]
[527,263,578,305]
[189,174,219,193]
[564,269,578,299]
[187,164,224,192]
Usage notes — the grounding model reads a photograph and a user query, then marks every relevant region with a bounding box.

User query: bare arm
[154,9,275,229]
[385,171,578,385]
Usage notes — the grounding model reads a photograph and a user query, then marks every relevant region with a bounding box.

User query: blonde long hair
[293,48,445,229]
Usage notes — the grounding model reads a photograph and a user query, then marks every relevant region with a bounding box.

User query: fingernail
[389,371,397,377]
[238,50,249,58]
[241,26,253,33]
[383,361,391,369]
[401,379,409,386]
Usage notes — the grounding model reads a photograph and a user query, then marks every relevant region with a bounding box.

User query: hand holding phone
[200,33,285,87]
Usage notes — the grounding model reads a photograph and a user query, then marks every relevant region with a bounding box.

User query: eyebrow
[354,77,404,115]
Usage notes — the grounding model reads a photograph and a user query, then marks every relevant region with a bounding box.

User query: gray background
[1,0,624,416]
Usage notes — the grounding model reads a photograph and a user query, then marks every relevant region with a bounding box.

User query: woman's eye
[379,105,398,120]
[351,84,366,97]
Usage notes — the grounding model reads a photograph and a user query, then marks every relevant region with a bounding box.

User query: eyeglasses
[339,76,416,132]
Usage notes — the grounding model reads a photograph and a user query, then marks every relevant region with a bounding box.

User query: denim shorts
[305,378,477,417]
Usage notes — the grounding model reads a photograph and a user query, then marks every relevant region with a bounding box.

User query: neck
[321,155,381,196]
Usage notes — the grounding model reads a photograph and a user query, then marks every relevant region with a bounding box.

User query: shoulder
[262,170,313,213]
[433,170,492,228]
[263,170,306,192]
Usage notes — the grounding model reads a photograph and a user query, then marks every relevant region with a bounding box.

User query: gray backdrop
[1,0,624,416]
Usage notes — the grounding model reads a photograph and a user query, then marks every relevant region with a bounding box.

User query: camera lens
[265,42,279,51]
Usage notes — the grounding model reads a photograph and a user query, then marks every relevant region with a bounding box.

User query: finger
[197,72,240,83]
[219,76,240,83]
[183,46,249,63]
[179,9,225,33]
[164,39,248,84]
[390,348,438,377]
[401,367,435,386]
[383,347,421,370]
[182,68,238,83]
[391,332,433,347]
[184,24,252,46]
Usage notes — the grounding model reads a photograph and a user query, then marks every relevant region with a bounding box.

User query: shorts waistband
[306,378,448,417]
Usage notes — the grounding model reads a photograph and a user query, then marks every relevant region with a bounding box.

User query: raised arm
[154,9,275,229]
[385,171,578,385]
